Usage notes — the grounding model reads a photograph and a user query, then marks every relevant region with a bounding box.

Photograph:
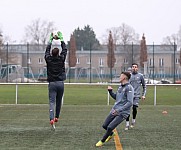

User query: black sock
[133,105,137,119]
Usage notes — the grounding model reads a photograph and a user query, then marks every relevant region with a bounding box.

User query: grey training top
[108,83,134,117]
[129,72,146,98]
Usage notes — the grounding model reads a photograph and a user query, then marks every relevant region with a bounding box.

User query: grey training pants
[48,81,64,121]
[102,113,126,131]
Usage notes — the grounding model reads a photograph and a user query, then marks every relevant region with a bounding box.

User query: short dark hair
[121,71,131,80]
[52,48,59,56]
[132,63,138,67]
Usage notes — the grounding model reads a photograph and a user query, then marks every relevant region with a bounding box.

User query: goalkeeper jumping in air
[44,31,67,129]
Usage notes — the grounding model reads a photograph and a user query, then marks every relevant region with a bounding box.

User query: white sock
[132,119,136,123]
[126,121,130,126]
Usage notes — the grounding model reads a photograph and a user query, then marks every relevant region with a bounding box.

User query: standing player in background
[96,72,134,147]
[125,63,146,130]
[44,31,67,129]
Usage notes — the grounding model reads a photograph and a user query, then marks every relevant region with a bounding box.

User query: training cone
[162,110,168,114]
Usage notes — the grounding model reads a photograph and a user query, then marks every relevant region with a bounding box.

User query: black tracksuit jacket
[44,41,67,82]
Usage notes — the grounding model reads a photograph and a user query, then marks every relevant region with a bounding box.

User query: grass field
[0,105,180,150]
[0,84,181,105]
[0,84,181,149]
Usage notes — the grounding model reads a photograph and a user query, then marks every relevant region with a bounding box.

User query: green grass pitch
[0,105,180,150]
[0,84,181,105]
[0,84,181,149]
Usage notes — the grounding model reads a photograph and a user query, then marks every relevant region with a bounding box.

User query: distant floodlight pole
[6,43,9,83]
[69,51,70,83]
[27,43,29,83]
[0,34,3,78]
[132,42,133,64]
[110,49,112,83]
[153,42,155,82]
[89,43,92,83]
[0,33,3,43]
[173,42,176,84]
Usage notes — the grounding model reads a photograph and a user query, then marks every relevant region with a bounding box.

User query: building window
[159,58,164,67]
[114,59,117,64]
[159,68,164,74]
[124,58,128,64]
[38,58,43,64]
[28,58,31,64]
[149,58,152,66]
[99,58,103,66]
[38,68,43,74]
[76,58,80,64]
[86,58,90,64]
[176,58,179,64]
[100,68,104,75]
[176,68,179,74]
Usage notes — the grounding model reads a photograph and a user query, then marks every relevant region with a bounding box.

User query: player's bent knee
[102,124,107,130]
[133,105,138,109]
[107,126,114,132]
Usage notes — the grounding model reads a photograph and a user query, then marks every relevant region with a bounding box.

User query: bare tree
[162,25,181,50]
[104,27,120,45]
[178,25,181,49]
[101,23,139,45]
[162,34,177,45]
[106,23,139,45]
[0,30,3,45]
[180,48,181,66]
[103,23,140,68]
[24,18,56,45]
[118,23,139,45]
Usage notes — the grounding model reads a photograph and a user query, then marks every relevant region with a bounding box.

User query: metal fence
[0,43,180,83]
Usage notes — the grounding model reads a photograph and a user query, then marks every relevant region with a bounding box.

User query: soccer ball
[52,31,59,40]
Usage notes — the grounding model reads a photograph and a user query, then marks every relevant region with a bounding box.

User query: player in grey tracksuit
[125,63,146,130]
[96,72,134,147]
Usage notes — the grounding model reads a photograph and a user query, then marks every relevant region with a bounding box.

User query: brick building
[0,43,180,82]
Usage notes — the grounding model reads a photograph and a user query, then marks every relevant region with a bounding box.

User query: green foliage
[72,25,100,50]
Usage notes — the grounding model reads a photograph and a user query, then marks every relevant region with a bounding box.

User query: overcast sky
[0,0,181,44]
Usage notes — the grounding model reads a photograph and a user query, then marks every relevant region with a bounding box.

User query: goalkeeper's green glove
[57,31,64,41]
[49,33,54,43]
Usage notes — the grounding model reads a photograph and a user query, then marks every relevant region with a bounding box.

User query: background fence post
[107,91,110,105]
[62,94,64,105]
[154,84,157,106]
[15,83,18,104]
